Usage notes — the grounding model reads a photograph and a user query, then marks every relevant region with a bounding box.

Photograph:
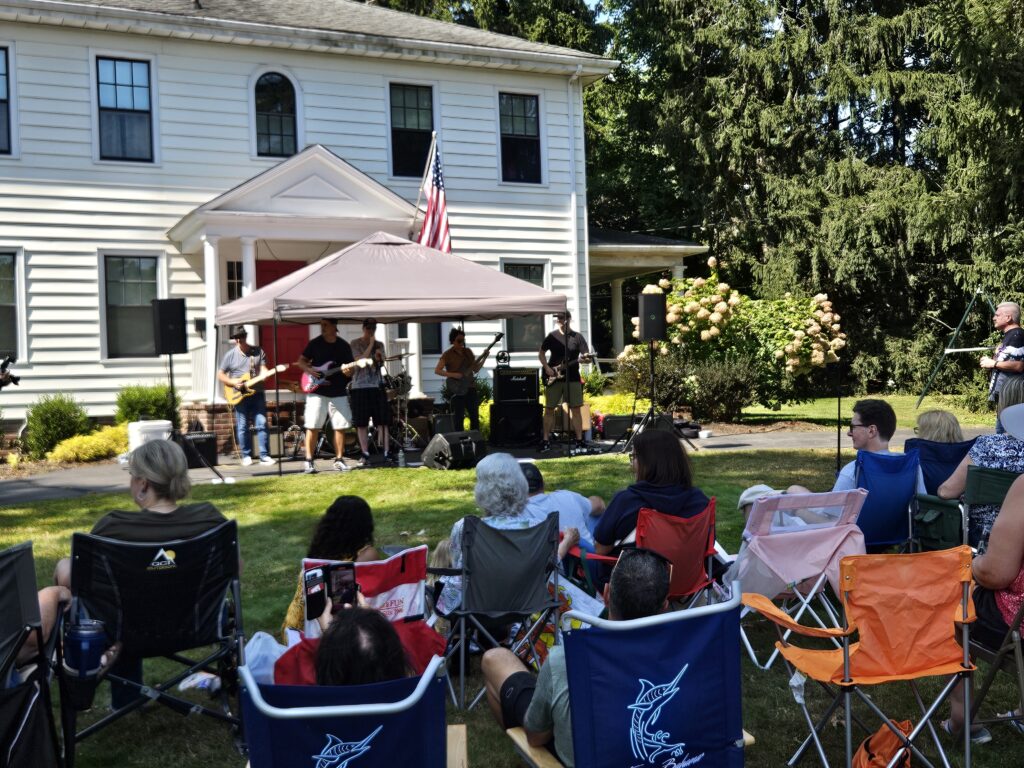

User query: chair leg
[843,687,852,768]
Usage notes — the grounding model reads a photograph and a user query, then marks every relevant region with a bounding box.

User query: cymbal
[384,353,416,361]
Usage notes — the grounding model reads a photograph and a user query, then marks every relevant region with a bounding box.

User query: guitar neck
[480,334,503,357]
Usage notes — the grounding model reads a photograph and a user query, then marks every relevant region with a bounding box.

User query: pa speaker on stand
[152,298,188,356]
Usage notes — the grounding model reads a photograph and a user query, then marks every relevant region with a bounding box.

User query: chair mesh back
[242,673,446,768]
[70,521,239,657]
[855,450,919,547]
[461,514,558,617]
[841,547,971,679]
[635,502,715,599]
[0,542,41,678]
[905,438,976,496]
[964,465,1021,506]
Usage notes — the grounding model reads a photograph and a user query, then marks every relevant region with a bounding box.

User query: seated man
[480,548,671,767]
[519,462,605,553]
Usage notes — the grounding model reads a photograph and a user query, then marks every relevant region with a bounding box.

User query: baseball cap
[520,462,544,494]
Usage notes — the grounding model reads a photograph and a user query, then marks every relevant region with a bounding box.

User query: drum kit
[381,352,421,451]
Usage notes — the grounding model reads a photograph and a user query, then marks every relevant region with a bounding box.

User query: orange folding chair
[743,546,975,768]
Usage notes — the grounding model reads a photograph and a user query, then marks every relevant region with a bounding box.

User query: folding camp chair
[240,655,465,767]
[970,598,1024,732]
[914,464,1020,552]
[439,513,560,709]
[725,489,867,670]
[58,520,244,768]
[743,546,975,768]
[0,542,63,768]
[854,449,920,550]
[557,584,745,767]
[904,437,976,496]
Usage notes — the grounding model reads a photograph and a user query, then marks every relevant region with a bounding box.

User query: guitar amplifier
[490,402,543,446]
[175,432,218,468]
[494,367,539,403]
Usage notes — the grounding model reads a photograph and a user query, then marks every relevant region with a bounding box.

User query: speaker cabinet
[151,298,188,355]
[494,367,540,403]
[490,402,542,446]
[421,430,486,470]
[175,431,218,468]
[638,293,666,341]
[602,414,638,441]
[433,413,456,434]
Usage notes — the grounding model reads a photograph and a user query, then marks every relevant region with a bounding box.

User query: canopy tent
[214,231,567,326]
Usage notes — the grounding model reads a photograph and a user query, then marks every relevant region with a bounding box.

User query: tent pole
[273,312,282,478]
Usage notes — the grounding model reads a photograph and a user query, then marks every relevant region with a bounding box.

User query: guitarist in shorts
[218,325,274,467]
[539,310,591,453]
[296,318,356,474]
[435,327,491,431]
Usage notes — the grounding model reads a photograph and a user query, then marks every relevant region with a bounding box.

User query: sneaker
[334,459,350,472]
[303,460,317,474]
[539,440,552,453]
[357,452,371,467]
[998,710,1024,735]
[241,456,253,467]
[942,719,993,745]
[258,455,277,466]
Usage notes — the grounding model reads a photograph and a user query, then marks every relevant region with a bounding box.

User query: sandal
[941,718,992,745]
[997,710,1024,735]
[96,641,122,682]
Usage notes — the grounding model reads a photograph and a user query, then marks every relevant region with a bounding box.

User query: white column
[407,323,424,397]
[203,235,221,403]
[240,236,257,343]
[611,278,624,354]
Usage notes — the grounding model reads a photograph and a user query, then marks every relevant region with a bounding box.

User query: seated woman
[282,496,381,637]
[916,409,965,443]
[594,429,710,555]
[316,605,411,686]
[938,376,1024,548]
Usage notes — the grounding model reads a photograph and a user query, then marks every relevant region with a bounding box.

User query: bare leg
[356,426,370,454]
[787,484,813,495]
[304,429,319,461]
[333,429,345,460]
[18,586,71,665]
[481,648,531,728]
[379,425,390,455]
[55,558,71,588]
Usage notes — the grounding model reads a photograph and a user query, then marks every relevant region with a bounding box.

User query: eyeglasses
[849,422,870,430]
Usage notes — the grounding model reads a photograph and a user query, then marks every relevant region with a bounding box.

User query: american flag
[417,145,452,253]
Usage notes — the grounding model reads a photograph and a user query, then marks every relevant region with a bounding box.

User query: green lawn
[2,451,1017,767]
[744,394,993,429]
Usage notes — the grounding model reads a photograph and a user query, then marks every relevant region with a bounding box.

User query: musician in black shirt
[296,318,356,473]
[538,310,591,452]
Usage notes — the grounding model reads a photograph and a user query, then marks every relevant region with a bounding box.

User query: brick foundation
[179,401,305,454]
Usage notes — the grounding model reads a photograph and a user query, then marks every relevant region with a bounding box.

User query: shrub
[24,394,91,460]
[474,373,493,404]
[115,384,181,427]
[582,366,608,397]
[586,393,651,416]
[687,355,757,422]
[47,423,129,463]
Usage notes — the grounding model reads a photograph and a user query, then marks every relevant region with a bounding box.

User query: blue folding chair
[562,587,745,768]
[239,656,449,767]
[904,437,975,496]
[854,449,920,549]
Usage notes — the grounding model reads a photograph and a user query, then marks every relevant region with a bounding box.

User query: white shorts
[304,393,352,431]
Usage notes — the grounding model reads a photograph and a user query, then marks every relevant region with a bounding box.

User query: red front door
[256,260,309,388]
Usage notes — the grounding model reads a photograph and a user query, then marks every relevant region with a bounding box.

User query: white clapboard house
[0,0,705,433]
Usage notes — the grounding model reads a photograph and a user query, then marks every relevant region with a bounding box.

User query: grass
[744,394,993,429]
[2,450,1018,767]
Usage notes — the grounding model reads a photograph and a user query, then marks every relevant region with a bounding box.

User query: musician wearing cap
[217,325,274,467]
[435,327,491,431]
[296,318,356,474]
[349,318,392,466]
[539,310,591,453]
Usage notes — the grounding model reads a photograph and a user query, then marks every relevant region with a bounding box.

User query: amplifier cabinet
[494,367,540,403]
[490,402,543,446]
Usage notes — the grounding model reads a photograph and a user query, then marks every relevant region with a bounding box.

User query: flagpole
[411,131,437,238]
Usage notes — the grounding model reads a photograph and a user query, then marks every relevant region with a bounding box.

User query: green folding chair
[913,465,1020,551]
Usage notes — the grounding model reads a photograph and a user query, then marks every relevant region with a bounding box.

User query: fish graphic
[311,725,383,768]
[628,664,688,763]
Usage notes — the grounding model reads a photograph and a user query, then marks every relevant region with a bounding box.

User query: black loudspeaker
[152,298,188,355]
[602,414,638,441]
[490,402,542,446]
[433,414,456,434]
[174,432,218,468]
[494,367,540,403]
[421,430,487,470]
[638,293,666,341]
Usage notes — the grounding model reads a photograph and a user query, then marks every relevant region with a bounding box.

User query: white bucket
[127,420,173,452]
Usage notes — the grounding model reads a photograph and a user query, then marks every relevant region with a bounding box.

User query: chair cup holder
[61,669,101,711]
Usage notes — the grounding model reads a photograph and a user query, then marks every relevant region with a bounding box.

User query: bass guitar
[300,358,374,394]
[545,353,594,385]
[446,332,504,396]
[223,364,288,406]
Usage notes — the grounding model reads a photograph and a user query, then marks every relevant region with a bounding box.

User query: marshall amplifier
[494,367,539,403]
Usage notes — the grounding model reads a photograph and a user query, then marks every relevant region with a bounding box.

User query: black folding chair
[971,599,1024,731]
[57,521,244,768]
[0,542,64,768]
[439,512,560,709]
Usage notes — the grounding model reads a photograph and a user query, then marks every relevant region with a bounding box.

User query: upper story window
[0,252,17,357]
[104,254,158,358]
[503,263,545,351]
[390,84,433,177]
[499,93,541,184]
[97,57,153,162]
[255,72,296,157]
[0,48,10,155]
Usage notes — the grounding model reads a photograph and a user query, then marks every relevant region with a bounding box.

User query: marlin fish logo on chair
[312,725,382,768]
[628,664,699,766]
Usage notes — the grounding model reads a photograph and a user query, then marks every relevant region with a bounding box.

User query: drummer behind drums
[350,318,392,466]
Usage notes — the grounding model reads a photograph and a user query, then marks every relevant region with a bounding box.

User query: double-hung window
[97,57,153,161]
[105,254,158,358]
[0,252,17,356]
[0,48,10,155]
[499,93,541,184]
[503,263,546,351]
[390,84,433,177]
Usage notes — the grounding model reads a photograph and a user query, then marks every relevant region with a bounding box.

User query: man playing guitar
[349,318,392,466]
[217,325,275,467]
[296,318,357,473]
[539,310,592,453]
[434,327,500,432]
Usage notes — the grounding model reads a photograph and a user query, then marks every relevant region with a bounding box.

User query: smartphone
[304,567,327,621]
[327,562,358,613]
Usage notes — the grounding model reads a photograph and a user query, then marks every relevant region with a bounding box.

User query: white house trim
[0,245,28,364]
[0,40,20,160]
[87,46,162,166]
[97,248,167,364]
[247,65,305,162]
[494,87,549,188]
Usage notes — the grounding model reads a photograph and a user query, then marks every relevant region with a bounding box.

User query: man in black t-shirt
[982,301,1024,434]
[538,310,591,452]
[296,318,356,473]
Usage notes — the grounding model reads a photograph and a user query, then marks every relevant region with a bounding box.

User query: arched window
[255,72,296,157]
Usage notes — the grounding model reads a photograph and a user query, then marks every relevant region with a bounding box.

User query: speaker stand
[165,351,229,484]
[618,340,697,455]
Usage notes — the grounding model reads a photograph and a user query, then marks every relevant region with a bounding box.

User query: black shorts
[349,387,391,428]
[500,671,537,728]
[973,585,1011,650]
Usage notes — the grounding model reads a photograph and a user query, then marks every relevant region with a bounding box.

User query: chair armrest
[914,494,960,509]
[427,567,461,578]
[742,593,852,639]
[506,727,563,767]
[581,552,617,566]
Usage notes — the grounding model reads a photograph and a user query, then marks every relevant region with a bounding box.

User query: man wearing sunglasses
[480,548,671,767]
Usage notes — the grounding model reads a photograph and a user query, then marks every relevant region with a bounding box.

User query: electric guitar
[479,332,504,360]
[447,333,504,396]
[300,358,374,393]
[546,353,594,385]
[223,364,288,406]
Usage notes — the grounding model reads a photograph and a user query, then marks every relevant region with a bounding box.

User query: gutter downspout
[567,65,590,340]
